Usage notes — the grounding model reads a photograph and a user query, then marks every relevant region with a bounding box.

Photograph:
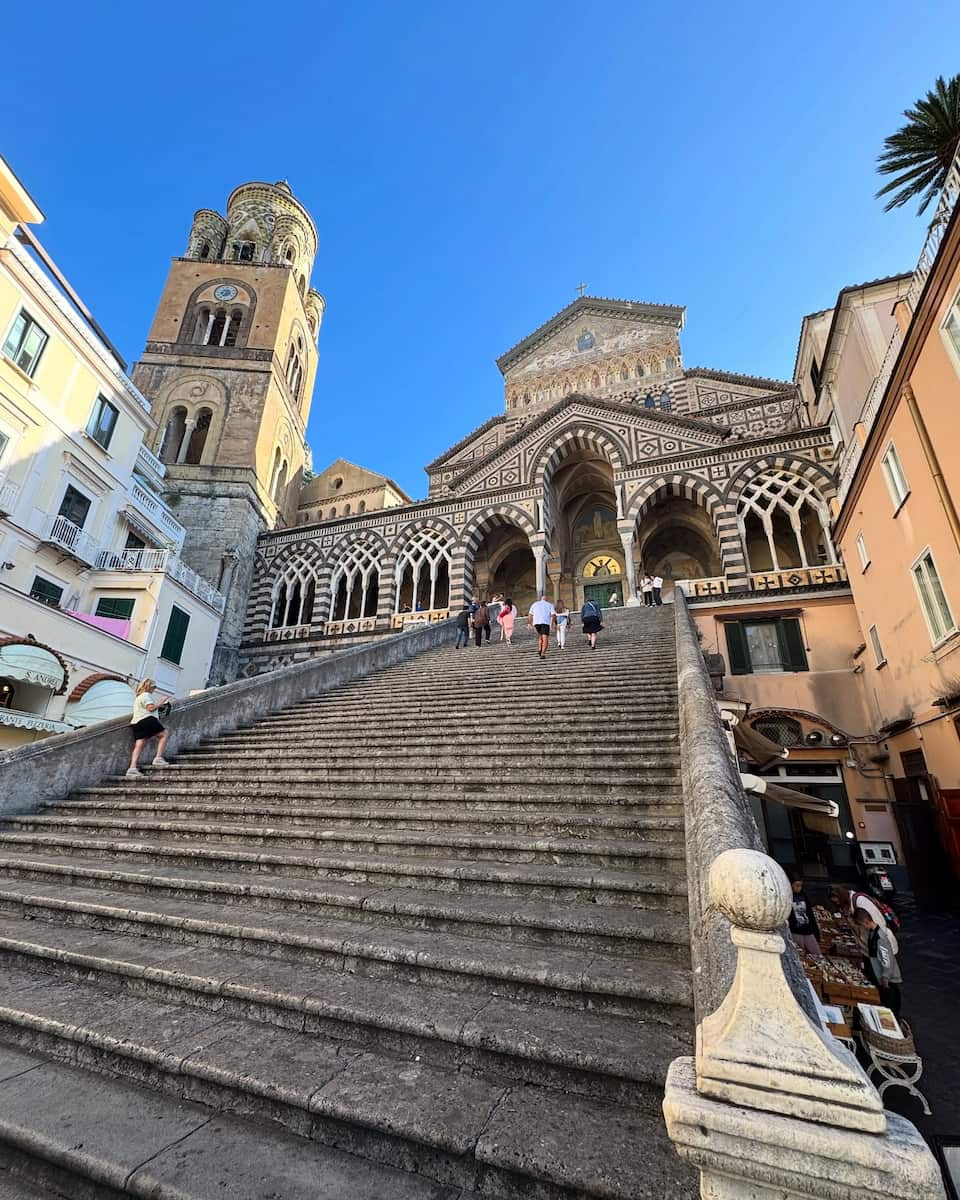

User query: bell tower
[132,180,325,683]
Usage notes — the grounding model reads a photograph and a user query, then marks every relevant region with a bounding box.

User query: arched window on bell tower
[285,336,305,403]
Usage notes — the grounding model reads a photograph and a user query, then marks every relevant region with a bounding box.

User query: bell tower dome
[131,179,325,683]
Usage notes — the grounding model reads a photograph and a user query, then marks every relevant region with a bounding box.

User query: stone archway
[638,496,722,596]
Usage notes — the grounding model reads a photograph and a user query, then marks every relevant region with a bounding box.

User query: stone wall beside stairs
[0,618,458,819]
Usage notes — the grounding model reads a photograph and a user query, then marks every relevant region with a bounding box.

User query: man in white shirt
[528,593,556,660]
[652,575,663,605]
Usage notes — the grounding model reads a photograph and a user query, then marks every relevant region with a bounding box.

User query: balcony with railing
[126,479,185,549]
[837,142,960,509]
[40,514,100,566]
[135,442,166,483]
[95,548,226,613]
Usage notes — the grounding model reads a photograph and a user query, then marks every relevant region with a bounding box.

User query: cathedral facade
[238,295,844,677]
[127,180,846,683]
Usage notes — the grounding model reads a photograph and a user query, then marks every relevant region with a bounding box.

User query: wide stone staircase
[0,605,697,1198]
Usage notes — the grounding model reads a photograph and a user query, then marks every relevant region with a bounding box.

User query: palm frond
[875,73,960,213]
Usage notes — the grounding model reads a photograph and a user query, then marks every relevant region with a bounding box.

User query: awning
[742,773,842,836]
[734,722,790,768]
[0,707,71,734]
[0,643,66,692]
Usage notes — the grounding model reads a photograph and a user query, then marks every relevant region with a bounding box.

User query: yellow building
[0,157,225,748]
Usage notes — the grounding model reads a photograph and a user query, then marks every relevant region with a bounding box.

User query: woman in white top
[127,678,171,777]
[554,602,569,649]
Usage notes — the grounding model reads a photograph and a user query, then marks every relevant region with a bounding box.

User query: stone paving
[881,894,960,1190]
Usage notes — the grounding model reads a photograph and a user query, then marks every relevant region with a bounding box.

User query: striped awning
[0,643,66,692]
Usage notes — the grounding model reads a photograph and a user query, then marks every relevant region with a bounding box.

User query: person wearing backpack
[581,596,603,649]
[830,885,899,955]
[472,600,491,647]
[453,605,471,649]
[855,908,903,1016]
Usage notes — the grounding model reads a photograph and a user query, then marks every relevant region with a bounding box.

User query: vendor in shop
[787,872,822,955]
[855,908,903,1016]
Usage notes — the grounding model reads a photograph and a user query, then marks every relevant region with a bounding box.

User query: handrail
[673,590,816,1022]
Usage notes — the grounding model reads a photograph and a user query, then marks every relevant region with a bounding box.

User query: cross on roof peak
[576,282,588,298]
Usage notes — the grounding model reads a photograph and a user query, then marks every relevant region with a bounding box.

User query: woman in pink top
[497,597,518,644]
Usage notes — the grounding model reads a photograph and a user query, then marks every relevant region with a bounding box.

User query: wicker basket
[862,1018,916,1057]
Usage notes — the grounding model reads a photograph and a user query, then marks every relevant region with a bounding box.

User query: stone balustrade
[392,608,451,630]
[95,548,226,613]
[749,563,847,590]
[0,476,19,514]
[665,592,945,1197]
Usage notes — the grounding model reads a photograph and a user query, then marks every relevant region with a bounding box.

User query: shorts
[534,623,551,635]
[130,716,164,739]
[583,617,603,634]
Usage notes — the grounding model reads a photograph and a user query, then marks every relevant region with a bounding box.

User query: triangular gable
[497,296,685,375]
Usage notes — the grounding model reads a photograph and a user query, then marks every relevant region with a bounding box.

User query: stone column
[663,848,946,1199]
[175,418,197,465]
[218,549,241,600]
[534,546,548,596]
[620,532,640,606]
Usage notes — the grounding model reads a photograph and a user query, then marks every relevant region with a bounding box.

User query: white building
[0,157,225,748]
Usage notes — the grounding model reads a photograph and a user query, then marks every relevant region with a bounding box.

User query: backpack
[582,600,600,620]
[853,891,900,933]
[474,604,489,625]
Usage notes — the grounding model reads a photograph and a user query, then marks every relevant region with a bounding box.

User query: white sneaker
[125,768,143,778]
[151,757,170,768]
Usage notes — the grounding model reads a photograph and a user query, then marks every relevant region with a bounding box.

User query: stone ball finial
[708,848,791,932]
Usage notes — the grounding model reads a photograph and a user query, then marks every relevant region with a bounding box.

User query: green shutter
[95,597,135,620]
[725,621,752,675]
[160,606,190,665]
[777,618,808,672]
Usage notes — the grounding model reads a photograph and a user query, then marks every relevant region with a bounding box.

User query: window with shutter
[95,597,135,620]
[58,485,91,529]
[159,605,190,665]
[724,617,808,675]
[3,309,49,376]
[725,622,751,675]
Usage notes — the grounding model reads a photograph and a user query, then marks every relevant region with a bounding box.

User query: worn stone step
[0,1041,479,1200]
[0,831,687,906]
[0,854,690,958]
[158,757,681,779]
[183,741,680,761]
[2,816,685,871]
[0,922,691,1109]
[0,964,695,1198]
[0,885,692,1019]
[0,1036,695,1199]
[69,784,685,814]
[107,769,682,796]
[43,800,685,841]
[214,726,679,746]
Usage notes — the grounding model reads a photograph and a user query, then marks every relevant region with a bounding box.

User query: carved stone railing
[665,592,945,1197]
[392,608,450,630]
[749,564,847,591]
[324,617,379,637]
[675,576,729,598]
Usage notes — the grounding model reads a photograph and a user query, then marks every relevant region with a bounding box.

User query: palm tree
[876,74,960,214]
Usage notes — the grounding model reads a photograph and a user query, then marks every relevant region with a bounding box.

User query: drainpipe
[904,383,960,553]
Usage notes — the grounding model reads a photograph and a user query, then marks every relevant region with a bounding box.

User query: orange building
[830,151,960,904]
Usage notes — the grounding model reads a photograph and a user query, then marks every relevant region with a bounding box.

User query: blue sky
[5,2,958,499]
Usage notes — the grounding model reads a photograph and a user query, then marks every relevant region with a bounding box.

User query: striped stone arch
[244,542,324,639]
[725,454,839,574]
[627,473,746,585]
[387,517,459,615]
[530,423,629,488]
[262,541,326,629]
[724,454,838,507]
[318,528,390,622]
[456,504,539,608]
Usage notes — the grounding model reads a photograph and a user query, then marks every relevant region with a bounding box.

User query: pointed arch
[530,422,629,488]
